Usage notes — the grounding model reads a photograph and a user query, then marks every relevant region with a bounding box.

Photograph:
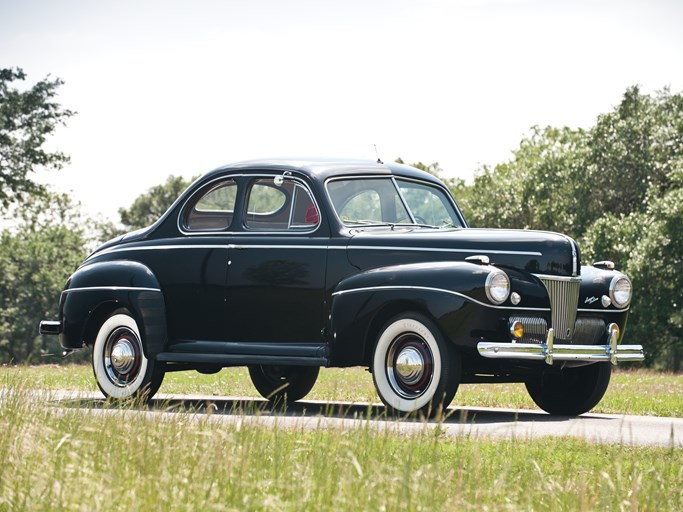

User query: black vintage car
[40,158,643,416]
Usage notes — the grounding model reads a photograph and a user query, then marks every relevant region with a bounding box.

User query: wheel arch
[329,287,469,367]
[362,300,437,366]
[60,260,168,359]
[82,302,128,348]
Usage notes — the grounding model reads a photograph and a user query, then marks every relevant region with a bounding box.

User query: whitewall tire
[372,313,460,417]
[92,313,164,400]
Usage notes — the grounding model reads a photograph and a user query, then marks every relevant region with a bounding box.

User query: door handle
[227,244,245,250]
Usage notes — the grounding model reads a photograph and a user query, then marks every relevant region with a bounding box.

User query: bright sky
[2,0,682,223]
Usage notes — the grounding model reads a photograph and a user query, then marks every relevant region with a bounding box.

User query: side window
[339,190,381,223]
[244,178,319,231]
[397,180,459,227]
[246,182,287,216]
[185,179,237,231]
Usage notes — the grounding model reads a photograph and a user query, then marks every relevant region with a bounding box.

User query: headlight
[609,274,632,308]
[485,270,510,305]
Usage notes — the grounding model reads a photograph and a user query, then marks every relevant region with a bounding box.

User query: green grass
[1,375,682,511]
[2,364,681,417]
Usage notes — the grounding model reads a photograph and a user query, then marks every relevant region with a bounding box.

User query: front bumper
[477,328,644,365]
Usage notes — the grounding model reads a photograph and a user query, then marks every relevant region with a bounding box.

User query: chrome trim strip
[477,341,645,363]
[109,244,227,252]
[332,285,551,311]
[227,245,333,250]
[63,286,162,294]
[577,307,630,313]
[349,245,542,256]
[391,176,417,224]
[569,236,578,276]
[98,244,348,256]
[533,274,581,282]
[99,243,541,257]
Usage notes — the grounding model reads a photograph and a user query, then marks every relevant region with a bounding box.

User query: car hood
[346,227,579,277]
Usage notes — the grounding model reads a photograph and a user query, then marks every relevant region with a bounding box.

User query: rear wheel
[372,312,461,418]
[525,362,611,416]
[92,313,164,400]
[248,365,319,403]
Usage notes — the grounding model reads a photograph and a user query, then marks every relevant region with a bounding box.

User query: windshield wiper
[388,223,440,229]
[345,220,393,227]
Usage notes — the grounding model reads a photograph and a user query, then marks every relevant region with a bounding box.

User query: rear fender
[60,260,167,358]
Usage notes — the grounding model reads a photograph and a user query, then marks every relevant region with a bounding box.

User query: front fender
[328,261,501,366]
[60,260,167,358]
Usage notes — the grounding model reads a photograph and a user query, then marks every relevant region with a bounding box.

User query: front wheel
[92,313,165,400]
[372,313,461,418]
[248,365,319,403]
[525,362,612,416]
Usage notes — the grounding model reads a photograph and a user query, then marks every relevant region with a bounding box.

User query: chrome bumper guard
[477,328,644,366]
[39,320,62,336]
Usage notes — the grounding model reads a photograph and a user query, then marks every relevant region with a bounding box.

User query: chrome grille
[539,276,581,342]
[509,315,547,344]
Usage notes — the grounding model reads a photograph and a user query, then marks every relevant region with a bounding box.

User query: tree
[0,191,89,363]
[584,86,683,224]
[0,68,74,208]
[452,126,590,236]
[627,185,683,371]
[118,174,192,230]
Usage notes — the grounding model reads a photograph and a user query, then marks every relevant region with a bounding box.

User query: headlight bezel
[609,274,632,309]
[485,270,511,305]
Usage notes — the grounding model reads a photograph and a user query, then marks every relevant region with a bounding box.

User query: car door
[225,175,327,343]
[158,177,237,343]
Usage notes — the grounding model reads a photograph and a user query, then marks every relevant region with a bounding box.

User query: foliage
[586,87,683,221]
[447,86,683,370]
[588,187,683,372]
[452,126,590,235]
[0,67,74,208]
[0,191,89,363]
[118,174,192,230]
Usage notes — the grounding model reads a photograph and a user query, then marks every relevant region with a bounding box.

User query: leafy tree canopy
[0,190,89,363]
[118,174,193,230]
[0,68,74,208]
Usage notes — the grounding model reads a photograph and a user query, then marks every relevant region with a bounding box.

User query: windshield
[326,177,463,228]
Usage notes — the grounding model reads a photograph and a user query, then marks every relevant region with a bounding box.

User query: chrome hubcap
[110,339,136,374]
[104,327,142,387]
[395,347,425,385]
[386,334,433,399]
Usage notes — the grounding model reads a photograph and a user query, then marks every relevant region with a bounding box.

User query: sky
[2,0,683,223]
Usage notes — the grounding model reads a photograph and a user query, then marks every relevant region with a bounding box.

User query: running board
[156,341,328,367]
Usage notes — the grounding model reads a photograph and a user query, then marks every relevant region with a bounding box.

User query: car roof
[200,158,444,186]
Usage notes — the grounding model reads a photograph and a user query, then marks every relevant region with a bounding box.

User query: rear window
[184,179,237,231]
